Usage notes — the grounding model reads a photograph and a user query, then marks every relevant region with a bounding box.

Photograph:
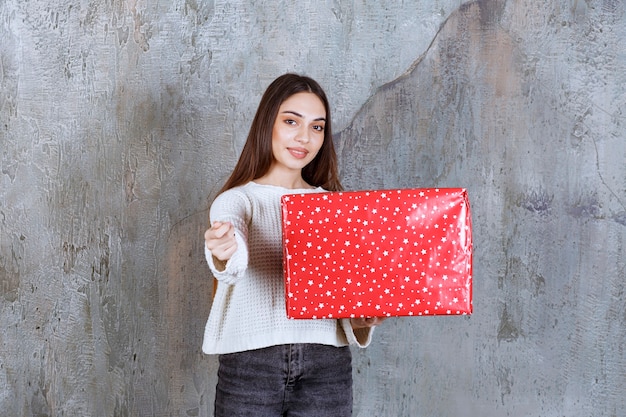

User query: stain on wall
[1,0,624,416]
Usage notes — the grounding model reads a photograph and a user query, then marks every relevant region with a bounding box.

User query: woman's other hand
[350,317,387,329]
[205,221,238,268]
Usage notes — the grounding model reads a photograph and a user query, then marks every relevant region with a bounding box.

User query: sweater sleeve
[205,189,251,285]
[340,319,375,348]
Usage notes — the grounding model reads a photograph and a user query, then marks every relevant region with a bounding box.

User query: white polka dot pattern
[281,188,473,319]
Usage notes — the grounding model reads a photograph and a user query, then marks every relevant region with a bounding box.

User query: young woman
[203,73,383,416]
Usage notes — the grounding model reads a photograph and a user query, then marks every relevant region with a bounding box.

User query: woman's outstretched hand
[205,221,238,268]
[350,317,387,329]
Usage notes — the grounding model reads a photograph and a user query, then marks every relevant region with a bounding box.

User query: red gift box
[281,188,472,319]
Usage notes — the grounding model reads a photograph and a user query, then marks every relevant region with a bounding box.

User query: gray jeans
[214,344,353,417]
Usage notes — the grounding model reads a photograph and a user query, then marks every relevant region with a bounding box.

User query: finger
[213,235,237,252]
[211,221,227,237]
[212,240,238,261]
[206,222,228,241]
[205,228,235,253]
[214,222,236,239]
[221,242,238,259]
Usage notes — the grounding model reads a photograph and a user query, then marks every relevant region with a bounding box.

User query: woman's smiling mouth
[288,147,309,159]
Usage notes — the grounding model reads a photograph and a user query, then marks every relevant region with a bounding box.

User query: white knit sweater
[203,182,374,354]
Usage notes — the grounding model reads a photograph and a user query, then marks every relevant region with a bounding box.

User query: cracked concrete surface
[1,0,625,416]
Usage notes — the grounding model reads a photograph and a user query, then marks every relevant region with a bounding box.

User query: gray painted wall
[1,0,624,416]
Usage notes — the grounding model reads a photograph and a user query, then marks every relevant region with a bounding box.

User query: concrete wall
[1,0,624,416]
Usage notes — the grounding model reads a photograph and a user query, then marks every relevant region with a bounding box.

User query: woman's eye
[285,119,297,125]
[313,125,325,132]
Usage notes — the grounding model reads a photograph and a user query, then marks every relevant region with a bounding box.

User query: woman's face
[270,92,326,176]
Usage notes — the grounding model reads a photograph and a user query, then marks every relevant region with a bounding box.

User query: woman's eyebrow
[281,110,326,122]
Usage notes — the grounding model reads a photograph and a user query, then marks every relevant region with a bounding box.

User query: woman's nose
[295,126,310,143]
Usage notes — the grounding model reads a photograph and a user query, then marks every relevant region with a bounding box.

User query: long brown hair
[218,73,343,194]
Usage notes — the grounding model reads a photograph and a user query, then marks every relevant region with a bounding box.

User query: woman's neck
[254,170,312,190]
